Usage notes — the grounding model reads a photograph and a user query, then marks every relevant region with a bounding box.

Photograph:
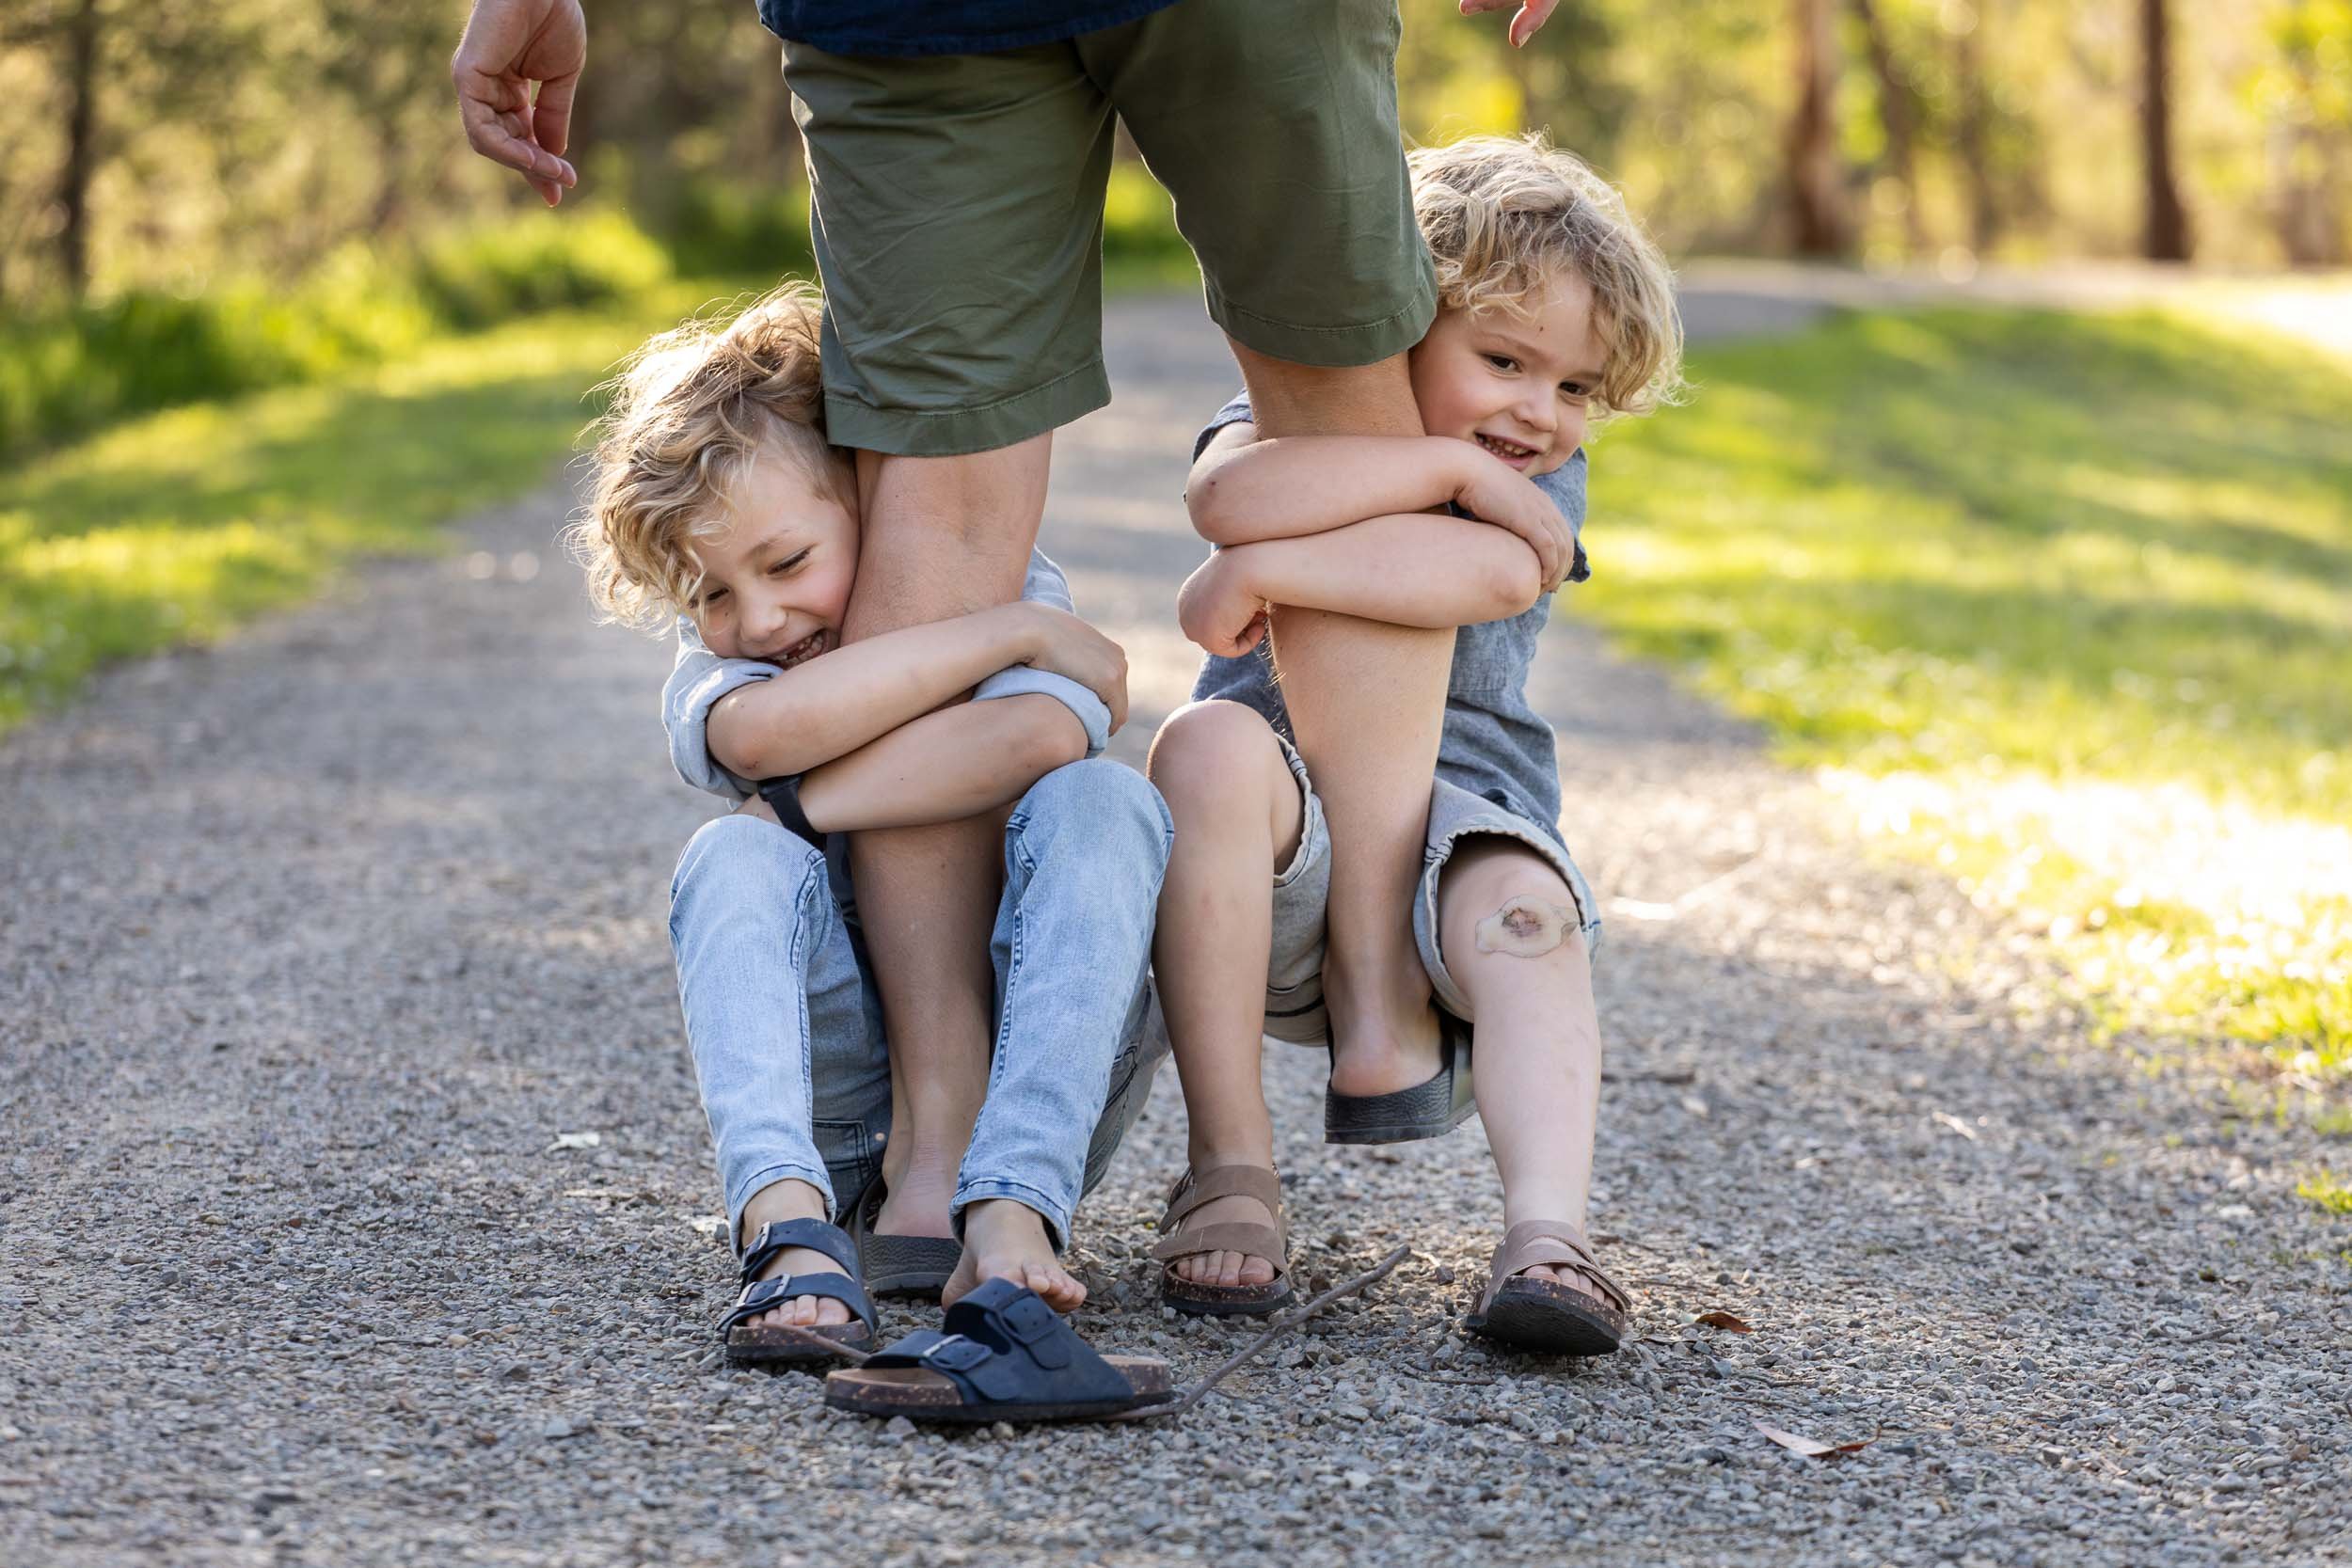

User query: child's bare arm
[1185,425,1468,544]
[706,601,1126,781]
[1178,515,1546,658]
[1186,424,1577,590]
[794,695,1088,833]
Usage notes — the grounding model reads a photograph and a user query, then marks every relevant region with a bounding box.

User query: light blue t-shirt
[662,546,1108,804]
[1186,392,1591,848]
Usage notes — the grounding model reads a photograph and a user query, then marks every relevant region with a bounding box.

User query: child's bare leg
[735,1178,855,1328]
[1438,840,1603,1292]
[1147,701,1305,1289]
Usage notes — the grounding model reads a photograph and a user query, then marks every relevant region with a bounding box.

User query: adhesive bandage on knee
[1474,896,1577,958]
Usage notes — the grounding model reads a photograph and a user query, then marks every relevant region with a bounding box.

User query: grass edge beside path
[1581,303,2352,1135]
[0,280,763,736]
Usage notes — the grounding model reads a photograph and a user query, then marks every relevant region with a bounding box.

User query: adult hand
[452,0,585,207]
[1450,447,1575,592]
[1457,0,1559,49]
[1014,604,1132,735]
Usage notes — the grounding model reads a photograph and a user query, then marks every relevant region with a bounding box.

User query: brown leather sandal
[1463,1220,1631,1355]
[1151,1164,1294,1318]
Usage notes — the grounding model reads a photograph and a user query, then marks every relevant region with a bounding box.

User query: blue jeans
[668,758,1173,1250]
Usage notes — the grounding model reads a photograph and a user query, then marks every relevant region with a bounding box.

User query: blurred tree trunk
[1851,0,1926,255]
[2138,0,2191,261]
[59,0,99,298]
[1955,5,1998,254]
[1787,0,1850,256]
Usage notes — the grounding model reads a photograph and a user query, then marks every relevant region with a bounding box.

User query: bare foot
[942,1198,1086,1311]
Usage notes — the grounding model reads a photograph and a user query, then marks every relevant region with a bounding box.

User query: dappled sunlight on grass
[1588,306,2352,1077]
[0,285,725,732]
[1822,768,2351,1079]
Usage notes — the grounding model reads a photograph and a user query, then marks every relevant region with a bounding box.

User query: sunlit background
[2,0,2347,1200]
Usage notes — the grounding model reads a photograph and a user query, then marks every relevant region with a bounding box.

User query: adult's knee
[1017,759,1172,866]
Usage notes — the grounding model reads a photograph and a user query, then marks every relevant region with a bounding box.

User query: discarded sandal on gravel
[1463,1219,1629,1355]
[1324,1009,1476,1145]
[824,1278,1174,1425]
[849,1173,961,1301]
[1151,1164,1294,1318]
[719,1217,878,1369]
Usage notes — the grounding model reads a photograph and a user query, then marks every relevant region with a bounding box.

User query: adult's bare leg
[1230,342,1452,1096]
[841,437,1054,1236]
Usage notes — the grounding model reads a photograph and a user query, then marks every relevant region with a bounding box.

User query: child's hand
[1007,603,1131,734]
[1450,446,1577,593]
[1177,550,1271,659]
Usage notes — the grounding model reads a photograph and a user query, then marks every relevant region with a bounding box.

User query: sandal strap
[718,1268,878,1337]
[860,1281,1135,1407]
[1150,1220,1288,1268]
[1154,1165,1288,1271]
[1483,1221,1631,1315]
[739,1216,858,1286]
[1159,1164,1286,1235]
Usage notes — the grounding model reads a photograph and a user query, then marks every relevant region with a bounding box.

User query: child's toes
[1213,1251,1247,1289]
[1236,1253,1275,1288]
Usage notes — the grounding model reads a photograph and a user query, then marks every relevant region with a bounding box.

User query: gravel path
[4,296,2347,1568]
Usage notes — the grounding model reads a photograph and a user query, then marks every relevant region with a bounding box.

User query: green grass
[1586,307,2352,1077]
[0,281,729,731]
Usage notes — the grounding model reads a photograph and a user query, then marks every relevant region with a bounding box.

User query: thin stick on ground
[1099,1243,1413,1421]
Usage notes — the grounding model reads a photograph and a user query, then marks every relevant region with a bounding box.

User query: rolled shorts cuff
[1262,732,1333,1046]
[1205,270,1438,371]
[1413,785,1604,1022]
[821,358,1111,458]
[726,1159,838,1252]
[949,1178,1073,1254]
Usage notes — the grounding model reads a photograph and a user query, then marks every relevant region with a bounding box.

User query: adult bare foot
[943,1198,1086,1311]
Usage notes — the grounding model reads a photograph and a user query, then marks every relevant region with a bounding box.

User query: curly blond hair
[1409,134,1684,421]
[571,282,850,629]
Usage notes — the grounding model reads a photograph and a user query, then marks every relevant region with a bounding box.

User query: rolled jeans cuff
[727,1159,837,1253]
[950,1178,1073,1255]
[972,667,1111,757]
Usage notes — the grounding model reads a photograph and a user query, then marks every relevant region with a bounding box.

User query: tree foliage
[0,0,2345,307]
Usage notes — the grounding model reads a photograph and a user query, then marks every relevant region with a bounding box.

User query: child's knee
[1149,700,1286,810]
[1440,847,1587,967]
[671,812,825,913]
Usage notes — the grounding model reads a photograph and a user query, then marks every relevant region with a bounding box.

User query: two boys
[576,134,1681,1379]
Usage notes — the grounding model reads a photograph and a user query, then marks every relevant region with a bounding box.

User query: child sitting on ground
[573,285,1171,1364]
[1145,135,1683,1354]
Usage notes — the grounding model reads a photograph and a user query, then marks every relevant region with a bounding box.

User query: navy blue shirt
[758,1,1183,55]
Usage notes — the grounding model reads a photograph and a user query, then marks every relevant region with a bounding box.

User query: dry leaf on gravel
[1695,1310,1754,1333]
[543,1132,601,1154]
[1753,1419,1874,1458]
[1931,1111,1979,1141]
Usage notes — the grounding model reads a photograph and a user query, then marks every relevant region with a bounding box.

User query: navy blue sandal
[720,1217,879,1369]
[822,1278,1174,1424]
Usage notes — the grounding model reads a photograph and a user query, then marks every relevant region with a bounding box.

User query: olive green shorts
[784,0,1438,456]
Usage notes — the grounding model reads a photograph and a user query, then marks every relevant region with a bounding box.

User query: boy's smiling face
[686,448,860,666]
[1407,271,1606,479]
